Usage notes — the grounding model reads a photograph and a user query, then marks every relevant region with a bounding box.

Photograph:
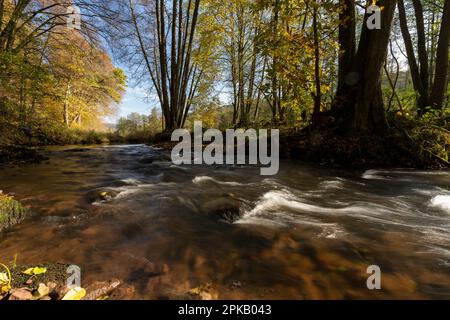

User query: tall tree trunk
[412,0,430,112]
[398,0,430,115]
[351,1,396,132]
[63,81,71,127]
[312,1,322,125]
[335,0,356,106]
[430,0,450,110]
[0,0,5,32]
[271,0,280,123]
[157,0,172,130]
[341,0,397,134]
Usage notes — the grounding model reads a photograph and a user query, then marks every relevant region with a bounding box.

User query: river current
[0,144,449,299]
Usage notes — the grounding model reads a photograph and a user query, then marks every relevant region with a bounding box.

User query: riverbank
[150,120,450,170]
[1,118,449,169]
[1,262,132,300]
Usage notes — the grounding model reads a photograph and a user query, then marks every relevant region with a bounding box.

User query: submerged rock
[0,193,26,232]
[203,198,244,223]
[86,189,120,204]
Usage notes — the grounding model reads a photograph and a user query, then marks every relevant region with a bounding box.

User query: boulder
[203,198,243,223]
[86,189,120,204]
[0,193,26,232]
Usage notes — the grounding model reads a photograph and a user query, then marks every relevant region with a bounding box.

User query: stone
[9,288,33,300]
[203,198,243,223]
[0,194,26,232]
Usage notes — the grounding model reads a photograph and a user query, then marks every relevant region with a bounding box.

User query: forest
[0,0,449,302]
[0,0,448,166]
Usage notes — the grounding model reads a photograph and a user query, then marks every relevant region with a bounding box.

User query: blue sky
[106,85,158,124]
[105,63,230,124]
[119,86,153,116]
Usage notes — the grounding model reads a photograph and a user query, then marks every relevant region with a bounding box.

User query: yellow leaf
[1,284,10,294]
[0,263,11,293]
[22,267,47,276]
[36,283,50,298]
[0,272,8,285]
[189,287,201,295]
[62,287,86,300]
[22,268,34,275]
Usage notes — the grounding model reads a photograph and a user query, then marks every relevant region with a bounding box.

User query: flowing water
[0,144,449,299]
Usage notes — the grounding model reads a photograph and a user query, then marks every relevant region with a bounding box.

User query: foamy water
[430,195,450,213]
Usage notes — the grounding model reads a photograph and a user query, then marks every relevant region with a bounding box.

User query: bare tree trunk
[271,0,280,123]
[412,0,430,112]
[332,1,395,133]
[156,0,172,130]
[312,1,321,125]
[0,0,5,32]
[398,0,431,115]
[430,0,450,110]
[335,0,355,107]
[63,81,71,127]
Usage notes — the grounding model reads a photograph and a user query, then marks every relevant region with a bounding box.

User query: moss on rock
[0,193,26,232]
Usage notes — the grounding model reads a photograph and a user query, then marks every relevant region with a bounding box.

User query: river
[0,144,449,299]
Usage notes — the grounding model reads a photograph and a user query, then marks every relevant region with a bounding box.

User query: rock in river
[86,189,120,204]
[203,198,244,223]
[0,193,26,232]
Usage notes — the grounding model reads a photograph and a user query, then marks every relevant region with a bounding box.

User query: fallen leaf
[189,287,201,295]
[22,267,47,276]
[0,272,8,285]
[9,288,33,300]
[1,284,10,294]
[0,264,11,294]
[46,282,57,293]
[199,292,213,300]
[36,283,50,299]
[62,287,86,300]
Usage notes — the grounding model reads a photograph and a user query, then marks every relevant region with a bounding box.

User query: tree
[122,0,205,131]
[430,0,450,110]
[398,0,449,114]
[335,0,397,133]
[0,0,126,133]
[211,0,264,127]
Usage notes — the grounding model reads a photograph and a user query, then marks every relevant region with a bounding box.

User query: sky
[105,84,158,124]
[118,86,153,116]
